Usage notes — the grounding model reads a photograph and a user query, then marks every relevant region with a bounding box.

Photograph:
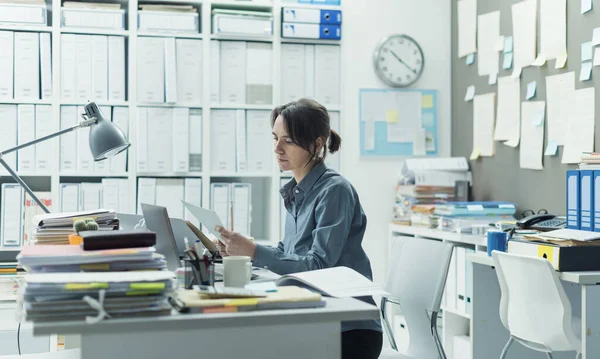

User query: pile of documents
[434,202,516,234]
[139,4,199,33]
[61,2,125,30]
[29,210,119,245]
[211,9,273,38]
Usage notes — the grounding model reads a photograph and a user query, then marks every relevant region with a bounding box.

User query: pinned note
[526,81,537,100]
[365,120,375,151]
[555,53,568,69]
[581,41,593,62]
[582,0,593,13]
[532,54,547,66]
[488,73,498,85]
[466,53,475,65]
[413,129,427,156]
[470,147,481,160]
[386,109,399,123]
[580,61,593,81]
[504,36,513,53]
[511,67,522,80]
[533,107,545,127]
[422,95,434,109]
[544,141,559,156]
[503,52,513,69]
[594,48,600,66]
[495,36,505,51]
[593,27,600,46]
[465,85,475,101]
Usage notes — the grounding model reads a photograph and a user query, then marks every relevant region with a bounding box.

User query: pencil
[230,200,234,231]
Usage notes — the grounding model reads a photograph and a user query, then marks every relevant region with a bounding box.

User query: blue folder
[567,170,581,230]
[580,170,594,231]
[594,171,600,232]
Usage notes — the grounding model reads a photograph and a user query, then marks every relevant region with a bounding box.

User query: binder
[118,178,129,213]
[212,12,273,38]
[75,35,93,101]
[0,31,13,100]
[156,179,185,219]
[232,183,252,236]
[101,178,120,212]
[60,183,80,212]
[184,178,202,227]
[210,110,236,172]
[465,248,475,315]
[172,107,190,172]
[39,32,52,100]
[136,107,148,172]
[81,183,102,211]
[62,7,125,30]
[445,246,457,311]
[137,37,165,103]
[138,10,199,32]
[189,108,202,172]
[0,3,47,25]
[594,171,600,232]
[580,170,594,231]
[164,37,177,103]
[60,34,77,100]
[60,106,78,172]
[76,105,94,172]
[220,41,246,104]
[110,107,129,173]
[282,8,342,25]
[246,110,272,172]
[137,178,156,214]
[304,45,315,98]
[1,184,24,247]
[315,45,341,105]
[17,104,36,172]
[147,107,173,172]
[210,40,220,103]
[211,183,231,230]
[282,23,341,40]
[34,105,53,172]
[14,32,40,100]
[566,170,581,230]
[0,105,17,173]
[245,42,273,105]
[280,44,305,103]
[91,35,108,101]
[94,106,112,173]
[176,39,203,104]
[456,246,466,313]
[326,111,340,171]
[235,110,247,172]
[108,36,126,101]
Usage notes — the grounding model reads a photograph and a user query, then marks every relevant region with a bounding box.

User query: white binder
[0,31,13,100]
[189,108,202,172]
[62,7,125,29]
[456,246,467,313]
[136,177,156,214]
[39,32,52,100]
[60,183,80,213]
[210,110,236,172]
[147,107,173,172]
[212,13,273,38]
[210,40,220,103]
[164,37,177,103]
[138,10,199,32]
[60,34,77,100]
[315,45,340,106]
[235,110,247,172]
[172,107,190,172]
[81,183,102,211]
[184,178,202,226]
[445,246,457,311]
[0,105,17,173]
[245,42,273,105]
[110,106,129,173]
[34,105,53,172]
[246,110,272,172]
[220,41,246,104]
[17,104,36,172]
[77,105,94,172]
[60,106,78,172]
[108,36,126,101]
[156,178,185,219]
[1,184,24,247]
[211,183,231,230]
[304,45,315,99]
[176,39,203,104]
[75,35,93,101]
[118,178,129,213]
[137,37,165,103]
[280,44,305,103]
[232,183,252,236]
[136,107,148,172]
[91,35,108,101]
[101,178,120,212]
[14,32,39,100]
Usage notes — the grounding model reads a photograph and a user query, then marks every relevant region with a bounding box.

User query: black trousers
[341,329,383,359]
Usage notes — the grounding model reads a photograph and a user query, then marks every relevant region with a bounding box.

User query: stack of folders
[210,183,252,237]
[138,4,199,33]
[0,185,52,248]
[59,180,129,213]
[0,1,47,26]
[0,274,21,301]
[136,178,202,226]
[61,2,125,30]
[434,202,516,234]
[20,271,174,322]
[28,210,119,245]
[211,9,273,38]
[567,158,600,231]
[282,7,342,40]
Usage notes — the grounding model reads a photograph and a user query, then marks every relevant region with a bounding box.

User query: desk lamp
[0,102,131,214]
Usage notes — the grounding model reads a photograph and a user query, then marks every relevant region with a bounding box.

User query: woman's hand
[216,227,257,259]
[215,239,229,257]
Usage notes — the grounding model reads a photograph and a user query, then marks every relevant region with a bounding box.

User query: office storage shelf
[1,173,52,178]
[210,172,273,178]
[0,99,53,105]
[138,0,203,5]
[210,34,274,43]
[59,173,129,178]
[441,306,471,320]
[137,102,203,108]
[281,38,341,45]
[0,24,52,33]
[0,247,21,252]
[59,28,130,36]
[211,0,274,11]
[60,101,130,107]
[210,103,274,110]
[137,31,204,39]
[137,172,204,177]
[279,3,341,10]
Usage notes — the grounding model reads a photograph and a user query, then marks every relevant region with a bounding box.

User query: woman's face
[272,115,313,172]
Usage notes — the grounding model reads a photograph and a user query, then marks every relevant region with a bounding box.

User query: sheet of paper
[512,0,537,69]
[520,101,545,170]
[466,53,475,65]
[504,36,513,53]
[488,73,498,85]
[387,125,415,143]
[458,0,478,58]
[503,52,514,69]
[562,88,595,164]
[425,131,436,152]
[413,128,427,156]
[495,36,505,51]
[593,27,600,46]
[364,120,375,151]
[532,54,547,66]
[473,93,496,157]
[395,91,422,129]
[555,53,568,68]
[540,0,567,60]
[546,71,575,145]
[477,11,501,76]
[360,90,394,122]
[594,48,600,66]
[465,85,475,101]
[526,81,537,99]
[580,61,593,81]
[544,140,559,156]
[582,41,593,62]
[582,0,593,13]
[494,76,521,142]
[422,95,434,108]
[533,106,545,127]
[512,67,522,79]
[182,200,226,244]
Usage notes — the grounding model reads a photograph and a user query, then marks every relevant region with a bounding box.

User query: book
[80,230,156,251]
[275,266,388,298]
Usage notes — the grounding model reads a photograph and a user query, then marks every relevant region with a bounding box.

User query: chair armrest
[380,297,398,351]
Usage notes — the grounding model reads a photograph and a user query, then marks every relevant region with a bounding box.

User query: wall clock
[373,34,425,87]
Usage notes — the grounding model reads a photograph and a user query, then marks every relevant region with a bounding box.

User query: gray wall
[451,0,599,215]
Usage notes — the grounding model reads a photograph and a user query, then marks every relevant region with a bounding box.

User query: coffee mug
[487,230,508,256]
[223,256,252,288]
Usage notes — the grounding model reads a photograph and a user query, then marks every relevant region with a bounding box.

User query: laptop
[139,204,187,272]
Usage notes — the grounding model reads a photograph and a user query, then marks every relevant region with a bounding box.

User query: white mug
[223,256,252,288]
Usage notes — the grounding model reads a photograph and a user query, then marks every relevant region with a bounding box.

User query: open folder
[181,200,226,244]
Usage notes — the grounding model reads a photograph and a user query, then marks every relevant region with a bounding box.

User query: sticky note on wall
[422,95,434,109]
[386,110,399,123]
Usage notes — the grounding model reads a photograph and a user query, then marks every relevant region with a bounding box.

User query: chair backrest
[384,236,453,358]
[492,251,580,352]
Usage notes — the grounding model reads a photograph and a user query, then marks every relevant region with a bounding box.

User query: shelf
[210,172,273,178]
[0,99,52,105]
[281,38,341,46]
[0,247,20,252]
[137,172,203,177]
[60,100,129,107]
[138,102,203,108]
[280,3,341,10]
[442,306,471,320]
[210,34,273,43]
[0,173,51,177]
[59,173,129,178]
[0,24,51,32]
[211,0,274,11]
[60,27,130,36]
[137,31,204,39]
[211,104,273,110]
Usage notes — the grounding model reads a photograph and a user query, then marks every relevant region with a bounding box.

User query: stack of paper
[29,210,119,245]
[21,271,174,322]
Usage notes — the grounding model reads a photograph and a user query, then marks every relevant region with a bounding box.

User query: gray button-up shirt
[253,162,381,333]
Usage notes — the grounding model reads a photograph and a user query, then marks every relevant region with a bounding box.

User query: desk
[33,297,379,359]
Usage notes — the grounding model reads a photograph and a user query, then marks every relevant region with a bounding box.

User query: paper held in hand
[181,200,226,244]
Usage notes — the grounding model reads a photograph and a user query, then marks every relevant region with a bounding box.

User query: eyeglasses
[520,209,548,219]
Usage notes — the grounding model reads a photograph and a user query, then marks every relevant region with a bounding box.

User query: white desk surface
[390,223,487,247]
[33,296,379,336]
[467,252,600,285]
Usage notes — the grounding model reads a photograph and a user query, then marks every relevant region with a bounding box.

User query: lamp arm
[0,157,50,214]
[0,119,96,157]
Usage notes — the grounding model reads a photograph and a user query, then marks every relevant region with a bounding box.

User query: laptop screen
[140,204,183,272]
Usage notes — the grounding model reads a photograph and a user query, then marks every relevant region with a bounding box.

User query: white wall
[340,0,452,283]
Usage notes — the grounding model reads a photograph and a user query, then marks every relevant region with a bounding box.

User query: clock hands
[389,50,417,74]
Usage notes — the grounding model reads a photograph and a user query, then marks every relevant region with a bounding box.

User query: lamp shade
[84,103,131,161]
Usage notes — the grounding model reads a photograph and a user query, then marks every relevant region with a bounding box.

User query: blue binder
[282,23,341,40]
[567,170,581,230]
[594,171,600,232]
[283,8,342,25]
[580,170,594,231]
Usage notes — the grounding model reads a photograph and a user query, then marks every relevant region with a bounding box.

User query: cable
[17,321,21,355]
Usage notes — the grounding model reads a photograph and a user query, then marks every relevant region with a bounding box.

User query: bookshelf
[0,0,342,250]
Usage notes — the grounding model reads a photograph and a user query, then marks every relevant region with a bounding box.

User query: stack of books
[29,210,119,245]
[434,201,516,234]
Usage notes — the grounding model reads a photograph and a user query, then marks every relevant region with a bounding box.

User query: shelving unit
[0,0,343,250]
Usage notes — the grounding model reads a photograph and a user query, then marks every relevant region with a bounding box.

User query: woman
[216,98,383,359]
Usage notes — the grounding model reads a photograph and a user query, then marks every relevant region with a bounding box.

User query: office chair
[492,251,581,359]
[379,237,453,359]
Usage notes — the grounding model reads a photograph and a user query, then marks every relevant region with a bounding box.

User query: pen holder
[183,251,213,289]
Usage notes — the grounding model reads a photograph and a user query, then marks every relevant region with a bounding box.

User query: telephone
[516,214,567,232]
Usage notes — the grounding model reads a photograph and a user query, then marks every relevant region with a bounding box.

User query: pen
[184,237,192,252]
[194,239,203,255]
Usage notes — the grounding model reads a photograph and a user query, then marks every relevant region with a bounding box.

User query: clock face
[373,35,425,87]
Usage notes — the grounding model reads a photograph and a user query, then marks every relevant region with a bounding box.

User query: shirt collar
[296,161,328,194]
[280,178,296,200]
